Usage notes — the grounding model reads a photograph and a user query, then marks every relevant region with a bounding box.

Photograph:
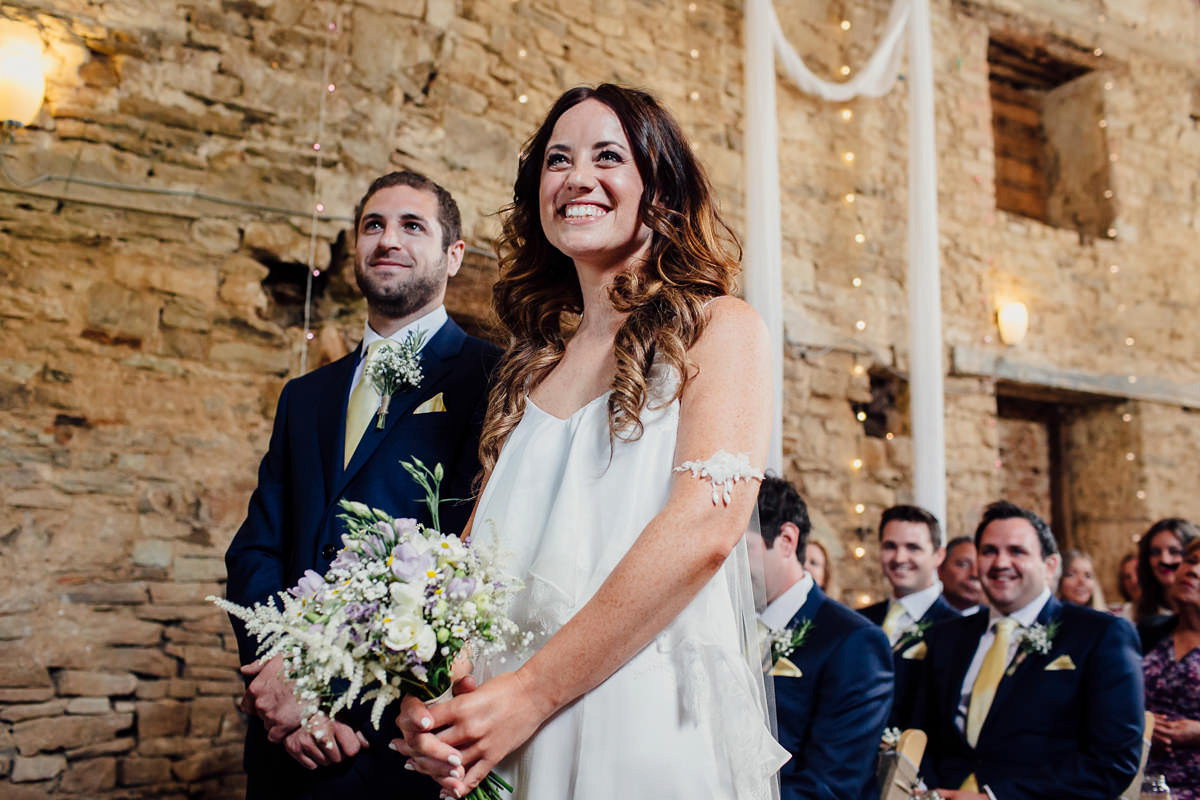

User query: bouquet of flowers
[212,459,525,799]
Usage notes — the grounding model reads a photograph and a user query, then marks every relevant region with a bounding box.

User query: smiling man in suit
[859,504,958,727]
[753,476,893,800]
[224,170,500,799]
[913,501,1144,800]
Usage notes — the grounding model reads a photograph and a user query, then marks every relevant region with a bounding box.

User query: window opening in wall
[988,33,1115,239]
[852,369,907,440]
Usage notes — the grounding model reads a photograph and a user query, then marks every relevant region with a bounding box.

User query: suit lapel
[316,351,358,500]
[988,596,1063,718]
[943,611,990,723]
[333,320,467,499]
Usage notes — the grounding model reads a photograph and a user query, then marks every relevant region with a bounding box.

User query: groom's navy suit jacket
[774,585,894,800]
[859,595,957,728]
[225,318,500,799]
[911,596,1144,799]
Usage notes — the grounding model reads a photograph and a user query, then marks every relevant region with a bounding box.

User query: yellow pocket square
[1045,654,1076,671]
[414,392,447,415]
[901,641,927,660]
[770,656,803,678]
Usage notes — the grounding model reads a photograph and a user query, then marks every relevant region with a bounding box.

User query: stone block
[85,281,159,343]
[64,735,136,759]
[60,755,117,793]
[66,697,112,714]
[173,556,229,583]
[207,341,291,376]
[61,582,149,605]
[0,699,69,723]
[54,670,139,697]
[11,753,67,782]
[0,688,55,703]
[136,699,190,738]
[0,657,51,688]
[12,711,134,755]
[191,218,241,254]
[164,643,240,669]
[132,539,174,568]
[189,696,236,736]
[119,755,173,786]
[161,294,213,332]
[172,742,242,783]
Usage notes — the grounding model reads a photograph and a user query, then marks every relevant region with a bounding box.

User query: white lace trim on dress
[673,451,765,506]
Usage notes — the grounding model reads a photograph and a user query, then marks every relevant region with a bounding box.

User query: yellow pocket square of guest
[770,656,803,678]
[901,641,927,660]
[1045,654,1076,671]
[414,392,447,415]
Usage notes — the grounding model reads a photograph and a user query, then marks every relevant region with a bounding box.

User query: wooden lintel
[951,345,1200,408]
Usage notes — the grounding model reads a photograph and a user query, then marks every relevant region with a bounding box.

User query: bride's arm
[394,296,772,794]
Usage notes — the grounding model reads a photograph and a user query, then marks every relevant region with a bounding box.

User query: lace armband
[673,451,764,506]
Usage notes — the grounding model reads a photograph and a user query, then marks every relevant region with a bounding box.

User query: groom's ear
[777,521,801,559]
[445,239,465,278]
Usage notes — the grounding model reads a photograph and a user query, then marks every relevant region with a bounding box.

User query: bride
[392,84,787,798]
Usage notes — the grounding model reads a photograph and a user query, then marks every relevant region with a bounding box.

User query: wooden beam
[951,345,1200,408]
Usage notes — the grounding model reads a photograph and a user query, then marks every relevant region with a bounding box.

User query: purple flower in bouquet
[288,569,326,599]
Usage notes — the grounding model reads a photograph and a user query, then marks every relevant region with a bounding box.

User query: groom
[225,170,500,798]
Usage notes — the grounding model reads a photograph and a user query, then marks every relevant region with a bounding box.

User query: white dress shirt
[760,572,815,632]
[349,305,448,397]
[883,580,944,645]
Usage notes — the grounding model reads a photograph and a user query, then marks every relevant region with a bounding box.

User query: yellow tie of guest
[344,340,387,468]
[881,601,907,642]
[961,617,1017,792]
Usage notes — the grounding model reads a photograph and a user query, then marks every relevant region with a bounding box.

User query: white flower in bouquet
[210,458,526,800]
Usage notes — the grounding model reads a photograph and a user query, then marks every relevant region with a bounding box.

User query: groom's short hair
[757,475,810,557]
[353,169,462,249]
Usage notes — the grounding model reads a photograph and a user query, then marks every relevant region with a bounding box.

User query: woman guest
[1142,537,1200,799]
[806,539,832,593]
[1112,552,1139,620]
[1137,518,1199,651]
[1058,548,1106,611]
[395,85,787,798]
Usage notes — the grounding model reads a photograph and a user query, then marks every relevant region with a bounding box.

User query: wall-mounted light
[0,20,45,128]
[996,300,1029,345]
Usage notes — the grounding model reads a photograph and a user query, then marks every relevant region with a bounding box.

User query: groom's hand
[284,714,370,770]
[240,654,303,742]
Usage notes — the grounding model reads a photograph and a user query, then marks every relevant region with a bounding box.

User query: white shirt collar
[988,587,1051,629]
[895,580,944,621]
[760,572,815,631]
[361,305,447,353]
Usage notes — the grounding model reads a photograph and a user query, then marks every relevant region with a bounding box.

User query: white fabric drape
[743,0,946,526]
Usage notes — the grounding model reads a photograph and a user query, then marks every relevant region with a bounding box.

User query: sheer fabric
[472,365,786,798]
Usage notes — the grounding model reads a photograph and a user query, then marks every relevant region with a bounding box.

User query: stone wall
[1,0,1197,796]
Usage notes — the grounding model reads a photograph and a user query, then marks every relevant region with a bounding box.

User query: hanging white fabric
[742,0,946,525]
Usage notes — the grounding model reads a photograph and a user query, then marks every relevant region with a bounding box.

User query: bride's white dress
[472,368,788,798]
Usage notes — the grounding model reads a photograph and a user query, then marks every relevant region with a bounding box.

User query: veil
[728,503,785,800]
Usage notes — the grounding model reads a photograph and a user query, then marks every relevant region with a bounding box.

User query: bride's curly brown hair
[479,84,742,478]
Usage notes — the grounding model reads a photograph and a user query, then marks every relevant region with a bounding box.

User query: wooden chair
[877,729,927,800]
[1119,711,1155,800]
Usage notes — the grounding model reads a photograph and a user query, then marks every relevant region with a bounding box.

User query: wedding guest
[1143,537,1200,800]
[805,539,833,593]
[754,476,892,800]
[395,84,787,798]
[939,535,985,615]
[1058,548,1107,611]
[912,501,1144,800]
[1112,551,1140,620]
[859,504,957,727]
[1136,518,1199,651]
[224,171,500,799]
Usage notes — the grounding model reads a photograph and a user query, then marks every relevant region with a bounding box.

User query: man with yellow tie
[225,170,500,799]
[912,501,1144,800]
[858,504,959,727]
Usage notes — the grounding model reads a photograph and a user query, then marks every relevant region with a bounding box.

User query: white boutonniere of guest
[893,619,932,653]
[1006,618,1060,675]
[673,451,764,506]
[365,330,427,429]
[880,726,902,751]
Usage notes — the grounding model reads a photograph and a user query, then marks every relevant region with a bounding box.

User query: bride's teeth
[564,204,607,218]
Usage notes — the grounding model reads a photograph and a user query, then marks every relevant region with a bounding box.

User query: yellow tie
[881,601,907,642]
[965,617,1018,748]
[344,340,386,467]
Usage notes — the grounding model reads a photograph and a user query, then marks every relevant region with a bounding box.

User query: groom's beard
[355,252,446,320]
